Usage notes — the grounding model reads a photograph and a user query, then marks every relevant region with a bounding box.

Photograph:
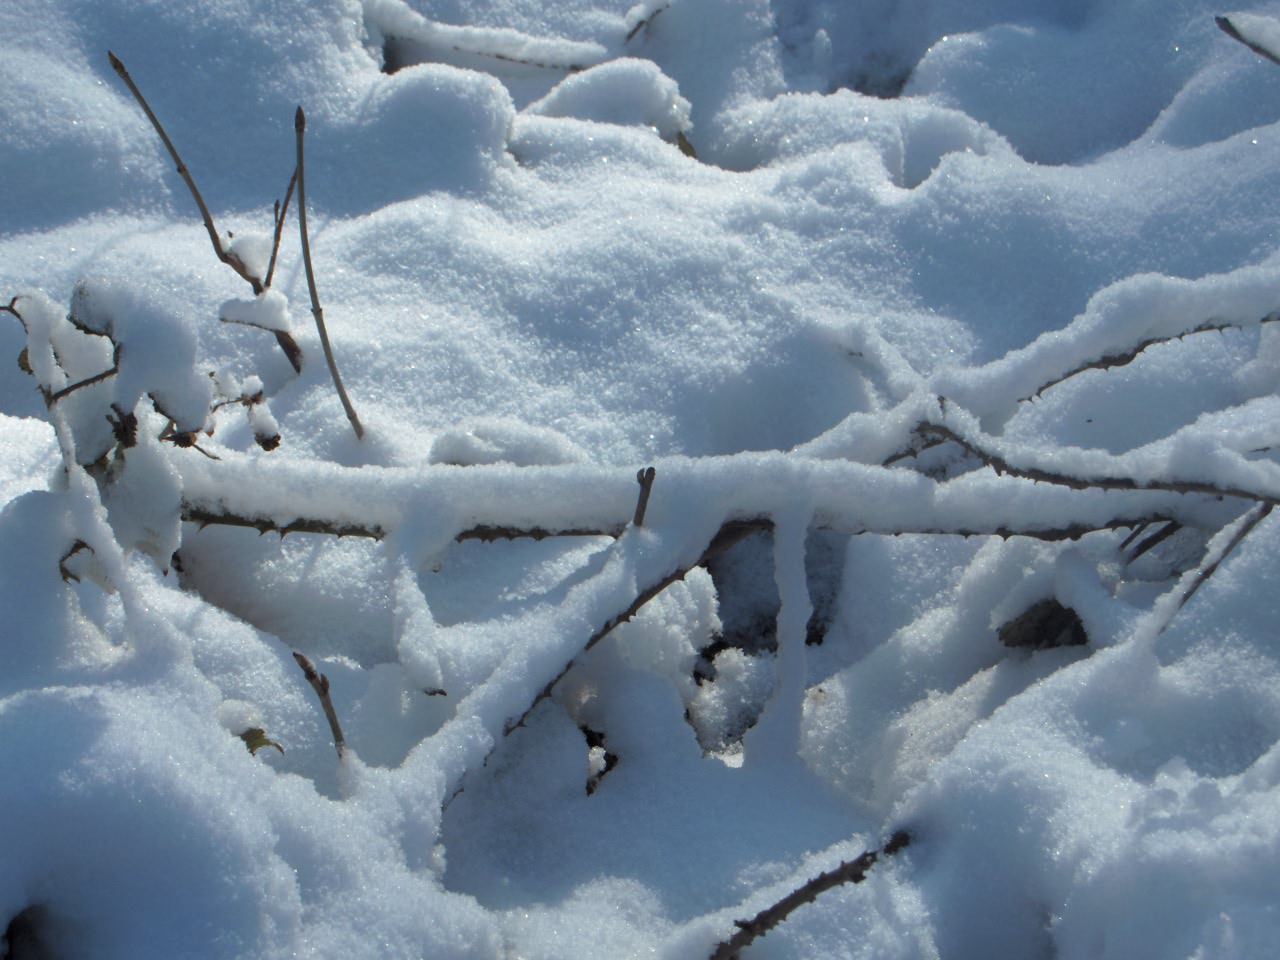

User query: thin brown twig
[294,107,364,440]
[1118,521,1151,551]
[44,356,120,405]
[1176,503,1273,611]
[708,832,912,960]
[181,505,629,543]
[292,651,346,757]
[1,296,25,331]
[264,167,297,290]
[1126,520,1181,563]
[1022,313,1280,402]
[108,52,304,373]
[918,422,1280,505]
[179,501,1176,548]
[108,52,259,291]
[633,466,656,526]
[505,519,775,735]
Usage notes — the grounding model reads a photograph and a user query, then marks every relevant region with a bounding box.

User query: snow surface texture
[3,0,1280,957]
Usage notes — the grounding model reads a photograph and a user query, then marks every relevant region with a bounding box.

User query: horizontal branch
[1024,312,1280,401]
[918,423,1279,506]
[182,505,628,543]
[181,502,1178,547]
[709,832,911,960]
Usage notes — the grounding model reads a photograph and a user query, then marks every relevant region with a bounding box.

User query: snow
[3,0,1280,957]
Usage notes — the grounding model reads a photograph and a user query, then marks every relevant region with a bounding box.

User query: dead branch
[917,422,1280,505]
[505,519,775,734]
[708,832,911,960]
[181,505,629,543]
[1126,520,1181,563]
[446,44,588,72]
[1023,312,1280,401]
[1,296,25,331]
[264,167,297,290]
[457,523,626,543]
[292,651,346,757]
[108,53,255,287]
[44,346,121,405]
[179,498,1179,547]
[294,107,364,440]
[625,4,669,42]
[633,466,656,526]
[108,52,304,373]
[1176,503,1273,610]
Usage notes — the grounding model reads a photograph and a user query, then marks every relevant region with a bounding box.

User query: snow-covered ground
[4,0,1280,957]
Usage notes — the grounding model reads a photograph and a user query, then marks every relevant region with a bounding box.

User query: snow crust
[4,0,1280,956]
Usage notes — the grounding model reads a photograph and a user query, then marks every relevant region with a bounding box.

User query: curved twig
[295,107,364,440]
[917,422,1280,505]
[1176,503,1273,611]
[1022,313,1280,402]
[292,651,346,757]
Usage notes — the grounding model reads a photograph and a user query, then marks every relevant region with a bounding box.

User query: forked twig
[633,466,656,527]
[294,107,364,440]
[708,832,912,960]
[108,51,304,373]
[292,651,346,757]
[264,168,297,290]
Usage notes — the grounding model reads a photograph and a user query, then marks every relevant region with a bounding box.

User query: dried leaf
[239,727,284,756]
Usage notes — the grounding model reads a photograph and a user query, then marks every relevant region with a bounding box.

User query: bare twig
[58,539,94,584]
[292,651,346,757]
[1119,521,1151,551]
[625,3,669,42]
[1176,503,1273,610]
[108,53,257,288]
[108,52,304,373]
[917,422,1280,505]
[708,832,912,960]
[1126,520,1181,563]
[1022,313,1280,401]
[505,519,773,734]
[1,296,25,330]
[179,498,1177,547]
[181,505,629,543]
[263,167,297,290]
[44,349,121,405]
[882,436,944,467]
[457,523,625,543]
[633,466,656,527]
[294,107,364,440]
